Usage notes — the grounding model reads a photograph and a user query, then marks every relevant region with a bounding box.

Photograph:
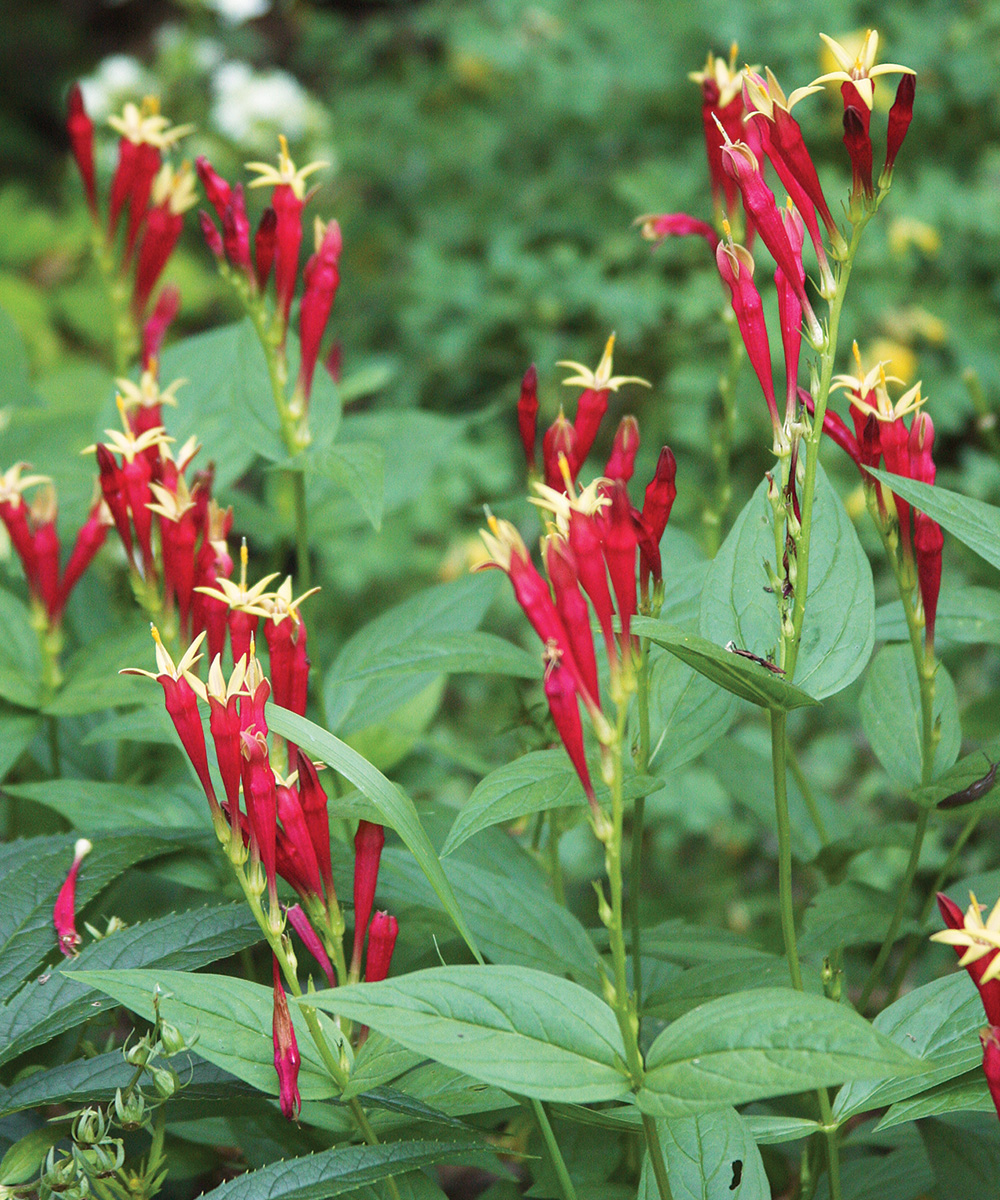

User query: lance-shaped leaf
[632,617,819,712]
[302,965,632,1103]
[638,988,925,1117]
[639,1109,769,1200]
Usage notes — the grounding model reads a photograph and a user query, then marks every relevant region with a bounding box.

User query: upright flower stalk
[197,139,342,588]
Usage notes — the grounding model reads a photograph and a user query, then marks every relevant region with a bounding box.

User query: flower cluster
[67,87,196,321]
[642,33,915,449]
[482,344,677,818]
[816,346,943,652]
[128,622,398,1115]
[932,894,1000,1122]
[197,139,342,438]
[0,465,109,636]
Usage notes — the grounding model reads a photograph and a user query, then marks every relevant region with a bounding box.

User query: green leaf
[700,464,875,700]
[868,469,1000,572]
[0,712,40,779]
[913,748,999,812]
[0,306,36,407]
[441,749,660,856]
[323,573,500,736]
[0,830,202,1003]
[340,631,541,682]
[834,973,982,1121]
[877,586,1000,646]
[159,320,285,488]
[641,647,739,774]
[381,1059,515,1119]
[68,968,347,1101]
[342,1032,428,1100]
[878,1070,993,1130]
[919,1113,1000,1200]
[640,1109,770,1200]
[196,1141,490,1200]
[0,905,261,1067]
[44,624,159,716]
[859,645,961,787]
[638,988,925,1117]
[742,1115,822,1145]
[379,849,602,988]
[632,617,819,712]
[642,952,818,1021]
[266,705,481,963]
[4,779,205,830]
[303,965,632,1103]
[304,441,385,531]
[0,1051,244,1117]
[800,879,921,955]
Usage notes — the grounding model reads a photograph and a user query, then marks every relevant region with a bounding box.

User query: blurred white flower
[204,0,271,26]
[211,61,321,149]
[79,56,153,120]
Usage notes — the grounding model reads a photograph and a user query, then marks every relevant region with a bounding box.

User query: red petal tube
[884,75,915,179]
[285,903,335,986]
[517,364,539,470]
[142,286,180,368]
[296,750,333,899]
[604,416,640,483]
[66,84,97,218]
[843,106,874,200]
[544,539,601,703]
[54,838,92,957]
[544,656,595,807]
[352,821,385,971]
[255,207,278,292]
[296,220,343,404]
[272,183,304,334]
[196,156,232,221]
[365,911,399,982]
[271,962,302,1120]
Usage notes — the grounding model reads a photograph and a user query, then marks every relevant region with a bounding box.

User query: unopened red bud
[352,820,385,974]
[639,212,718,247]
[843,106,874,200]
[542,412,578,490]
[604,416,640,483]
[134,203,183,316]
[95,445,135,563]
[272,184,304,335]
[296,750,333,900]
[568,509,617,669]
[123,142,162,263]
[276,782,323,899]
[33,517,62,622]
[981,1025,1000,1123]
[716,240,780,431]
[195,156,232,221]
[66,84,97,218]
[271,962,301,1119]
[286,903,335,986]
[200,210,225,261]
[573,387,609,467]
[602,483,639,648]
[54,838,92,957]
[222,184,252,275]
[544,655,596,811]
[365,910,399,982]
[255,207,278,291]
[883,74,915,180]
[296,220,343,404]
[517,365,539,470]
[142,287,180,369]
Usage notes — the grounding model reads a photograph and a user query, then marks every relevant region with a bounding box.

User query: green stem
[547,812,566,906]
[630,637,652,1012]
[641,1113,675,1200]
[787,740,828,845]
[530,1099,578,1200]
[818,1090,843,1200]
[886,809,983,1002]
[292,469,311,591]
[769,710,803,990]
[857,806,929,1013]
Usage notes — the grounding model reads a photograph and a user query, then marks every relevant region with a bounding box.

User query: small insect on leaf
[937,761,998,810]
[730,1159,742,1190]
[725,641,785,675]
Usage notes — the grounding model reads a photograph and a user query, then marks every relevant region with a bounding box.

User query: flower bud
[517,364,539,470]
[882,74,915,184]
[364,910,399,982]
[351,821,385,974]
[54,838,92,957]
[272,962,301,1120]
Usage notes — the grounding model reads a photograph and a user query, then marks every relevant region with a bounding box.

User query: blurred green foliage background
[4,0,1000,945]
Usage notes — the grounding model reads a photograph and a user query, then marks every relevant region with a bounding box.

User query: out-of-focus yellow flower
[888,216,941,258]
[450,51,495,93]
[882,306,949,347]
[864,338,918,384]
[845,483,868,522]
[441,535,492,579]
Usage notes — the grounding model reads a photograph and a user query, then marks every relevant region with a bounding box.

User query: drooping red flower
[271,960,302,1120]
[54,838,92,958]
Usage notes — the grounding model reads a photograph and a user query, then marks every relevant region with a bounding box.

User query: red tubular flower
[351,821,385,975]
[774,206,805,421]
[572,386,610,467]
[295,219,343,405]
[286,903,335,987]
[264,616,295,711]
[195,156,232,221]
[276,779,323,899]
[365,911,399,983]
[933,893,1000,1024]
[272,961,302,1120]
[122,453,156,577]
[604,416,640,483]
[909,413,942,648]
[54,838,92,958]
[222,184,253,277]
[0,473,41,595]
[981,1026,1000,1124]
[95,445,135,564]
[517,364,539,470]
[567,507,618,671]
[296,750,333,900]
[207,656,245,832]
[241,728,279,898]
[720,139,822,344]
[843,106,874,201]
[272,184,303,334]
[255,208,278,292]
[124,142,162,264]
[66,85,97,219]
[544,653,597,812]
[690,49,745,223]
[602,483,638,650]
[56,500,109,622]
[31,499,62,623]
[638,212,718,248]
[290,622,310,717]
[716,238,780,435]
[142,286,180,369]
[107,139,138,240]
[542,412,578,490]
[134,208,183,316]
[883,74,915,182]
[639,446,677,592]
[200,210,225,261]
[544,537,601,703]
